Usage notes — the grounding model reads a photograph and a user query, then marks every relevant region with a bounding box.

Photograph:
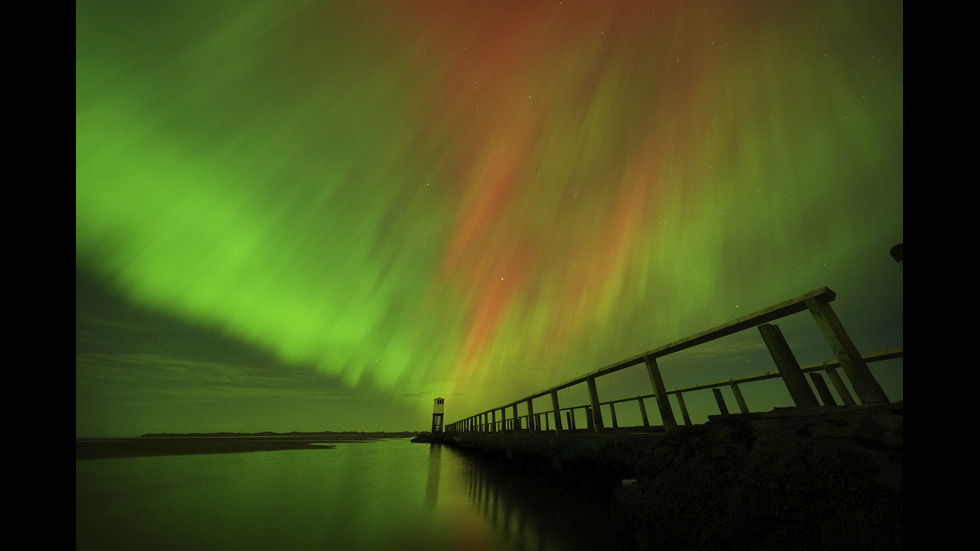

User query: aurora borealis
[76,0,903,437]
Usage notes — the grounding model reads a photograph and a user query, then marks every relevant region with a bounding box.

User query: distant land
[137,430,420,438]
[76,431,420,461]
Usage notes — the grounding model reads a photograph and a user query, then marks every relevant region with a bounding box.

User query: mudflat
[75,433,415,460]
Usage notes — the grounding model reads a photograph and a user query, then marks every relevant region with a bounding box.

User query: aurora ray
[76,0,902,436]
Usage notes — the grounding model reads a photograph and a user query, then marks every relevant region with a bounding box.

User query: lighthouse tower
[431,398,445,433]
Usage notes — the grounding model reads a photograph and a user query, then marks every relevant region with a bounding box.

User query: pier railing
[445,287,902,434]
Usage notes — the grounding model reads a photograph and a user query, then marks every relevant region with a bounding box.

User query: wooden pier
[421,286,903,549]
[433,287,900,456]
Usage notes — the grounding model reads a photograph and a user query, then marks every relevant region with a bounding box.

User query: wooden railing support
[526,399,535,433]
[675,392,693,425]
[730,381,750,414]
[550,390,563,432]
[759,323,820,408]
[824,366,856,406]
[586,376,604,432]
[806,295,890,405]
[809,373,837,406]
[645,355,678,431]
[712,388,729,415]
[638,398,650,427]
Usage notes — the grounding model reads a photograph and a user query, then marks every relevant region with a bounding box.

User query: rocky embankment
[613,402,903,551]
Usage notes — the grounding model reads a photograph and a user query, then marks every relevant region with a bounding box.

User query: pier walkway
[424,287,902,477]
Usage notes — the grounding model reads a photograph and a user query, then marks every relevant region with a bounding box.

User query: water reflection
[426,443,442,509]
[76,440,622,551]
[435,444,620,551]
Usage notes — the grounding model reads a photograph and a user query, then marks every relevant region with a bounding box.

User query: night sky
[76,0,903,438]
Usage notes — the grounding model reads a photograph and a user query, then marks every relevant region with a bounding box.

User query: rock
[613,402,903,550]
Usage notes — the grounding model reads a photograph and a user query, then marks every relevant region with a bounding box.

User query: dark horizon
[77,429,422,440]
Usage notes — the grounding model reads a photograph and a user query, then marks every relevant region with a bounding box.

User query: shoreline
[76,433,417,461]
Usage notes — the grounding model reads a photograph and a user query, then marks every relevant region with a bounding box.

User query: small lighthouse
[431,398,445,433]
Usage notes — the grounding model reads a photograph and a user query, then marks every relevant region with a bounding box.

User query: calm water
[76,439,622,551]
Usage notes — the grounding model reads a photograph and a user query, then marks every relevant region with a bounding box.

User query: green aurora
[76,0,902,437]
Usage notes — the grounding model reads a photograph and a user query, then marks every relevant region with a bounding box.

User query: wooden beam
[645,355,677,431]
[586,377,604,432]
[675,392,692,425]
[806,296,890,404]
[546,287,839,392]
[729,381,750,413]
[809,372,837,406]
[550,390,563,432]
[759,323,819,407]
[713,388,729,415]
[526,398,535,432]
[638,398,650,427]
[824,366,856,406]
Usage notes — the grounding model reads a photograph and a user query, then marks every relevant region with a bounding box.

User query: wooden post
[805,296,890,405]
[566,410,574,430]
[729,381,750,414]
[586,376,605,432]
[675,392,693,425]
[512,404,519,431]
[526,398,535,433]
[609,402,619,428]
[638,398,650,427]
[713,388,730,415]
[645,356,678,431]
[585,406,595,430]
[500,407,507,432]
[550,390,563,432]
[824,366,856,406]
[759,323,820,407]
[809,372,837,406]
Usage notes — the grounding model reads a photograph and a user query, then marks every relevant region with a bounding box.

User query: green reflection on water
[76,439,618,551]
